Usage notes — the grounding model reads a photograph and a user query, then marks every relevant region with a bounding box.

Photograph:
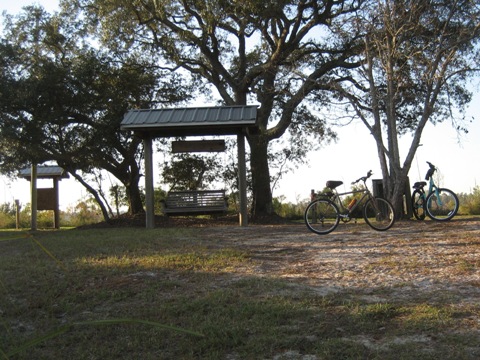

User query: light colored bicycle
[304,170,396,235]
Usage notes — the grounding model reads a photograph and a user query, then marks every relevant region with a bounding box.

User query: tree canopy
[334,0,480,215]
[0,6,191,218]
[2,0,478,220]
[65,0,364,216]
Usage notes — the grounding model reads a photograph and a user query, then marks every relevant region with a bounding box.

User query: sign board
[37,188,56,210]
[172,140,226,153]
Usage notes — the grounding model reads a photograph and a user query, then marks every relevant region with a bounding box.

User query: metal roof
[121,105,258,137]
[19,166,69,180]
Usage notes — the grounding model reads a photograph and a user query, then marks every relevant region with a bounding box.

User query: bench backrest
[163,190,227,214]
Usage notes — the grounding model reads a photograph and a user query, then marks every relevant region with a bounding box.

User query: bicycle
[304,170,396,235]
[411,161,459,221]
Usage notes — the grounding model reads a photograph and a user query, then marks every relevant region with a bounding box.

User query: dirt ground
[98,214,480,303]
[196,218,480,301]
[80,215,480,357]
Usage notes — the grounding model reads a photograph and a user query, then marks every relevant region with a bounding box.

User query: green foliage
[0,200,104,229]
[0,211,16,229]
[68,200,104,227]
[154,187,167,214]
[0,202,16,216]
[272,196,308,220]
[458,186,480,215]
[162,153,223,191]
[0,6,192,215]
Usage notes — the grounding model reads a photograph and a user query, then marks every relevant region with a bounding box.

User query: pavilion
[120,105,259,228]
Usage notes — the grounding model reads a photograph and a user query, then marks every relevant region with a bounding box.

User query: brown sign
[37,188,56,210]
[172,140,226,153]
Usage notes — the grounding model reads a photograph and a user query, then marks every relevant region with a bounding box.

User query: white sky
[1,0,479,210]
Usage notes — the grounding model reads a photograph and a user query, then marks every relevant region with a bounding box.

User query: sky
[1,0,479,210]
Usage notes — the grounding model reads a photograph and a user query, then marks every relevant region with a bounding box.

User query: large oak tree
[67,0,365,216]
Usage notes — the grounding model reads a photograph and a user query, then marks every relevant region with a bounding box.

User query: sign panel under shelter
[172,140,226,153]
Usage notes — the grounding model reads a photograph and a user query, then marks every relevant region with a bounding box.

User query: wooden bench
[161,190,228,216]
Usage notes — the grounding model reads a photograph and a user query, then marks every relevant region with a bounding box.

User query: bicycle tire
[411,189,426,220]
[363,197,395,231]
[304,198,340,235]
[425,188,459,221]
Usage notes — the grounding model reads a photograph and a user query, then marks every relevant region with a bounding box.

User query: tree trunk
[390,172,408,220]
[248,134,273,216]
[125,169,145,215]
[68,171,111,222]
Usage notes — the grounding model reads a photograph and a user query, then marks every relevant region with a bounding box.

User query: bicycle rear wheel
[363,197,395,231]
[411,189,426,220]
[304,199,340,235]
[425,188,459,221]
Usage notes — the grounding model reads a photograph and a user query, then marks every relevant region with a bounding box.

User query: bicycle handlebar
[351,170,373,185]
[425,161,436,180]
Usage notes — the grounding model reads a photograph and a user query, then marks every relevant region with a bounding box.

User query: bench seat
[161,190,228,216]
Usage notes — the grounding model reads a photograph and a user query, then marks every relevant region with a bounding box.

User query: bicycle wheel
[425,188,459,221]
[304,199,340,235]
[411,189,426,220]
[363,197,395,231]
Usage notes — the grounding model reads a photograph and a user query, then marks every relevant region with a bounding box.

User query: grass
[1,226,479,359]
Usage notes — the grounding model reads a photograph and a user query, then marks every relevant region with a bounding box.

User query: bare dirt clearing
[199,218,480,302]
[197,217,480,357]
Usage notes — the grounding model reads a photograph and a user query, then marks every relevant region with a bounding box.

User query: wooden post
[144,137,155,229]
[15,199,20,229]
[53,178,60,229]
[237,133,248,226]
[30,164,37,231]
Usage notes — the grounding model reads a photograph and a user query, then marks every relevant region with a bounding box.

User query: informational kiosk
[121,105,258,229]
[19,165,69,229]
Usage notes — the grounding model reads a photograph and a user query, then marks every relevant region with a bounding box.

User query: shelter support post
[30,163,37,231]
[53,178,60,229]
[237,134,248,227]
[144,137,155,229]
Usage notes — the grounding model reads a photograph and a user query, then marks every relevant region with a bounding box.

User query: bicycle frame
[326,188,372,219]
[427,177,446,205]
[418,168,443,206]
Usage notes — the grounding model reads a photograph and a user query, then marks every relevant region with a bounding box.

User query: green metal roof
[19,166,69,180]
[121,105,258,137]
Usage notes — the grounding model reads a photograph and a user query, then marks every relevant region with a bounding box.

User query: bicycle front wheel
[363,197,395,231]
[411,189,426,220]
[425,188,459,221]
[304,199,340,235]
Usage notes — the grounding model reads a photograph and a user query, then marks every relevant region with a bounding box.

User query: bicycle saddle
[413,181,427,189]
[326,180,343,189]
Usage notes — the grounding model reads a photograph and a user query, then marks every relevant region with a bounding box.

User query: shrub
[458,186,480,215]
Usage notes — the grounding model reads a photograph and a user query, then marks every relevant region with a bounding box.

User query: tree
[66,0,364,217]
[161,153,223,191]
[334,0,480,216]
[0,6,191,219]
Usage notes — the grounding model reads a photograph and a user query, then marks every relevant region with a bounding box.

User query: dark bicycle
[411,162,459,221]
[304,170,396,235]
